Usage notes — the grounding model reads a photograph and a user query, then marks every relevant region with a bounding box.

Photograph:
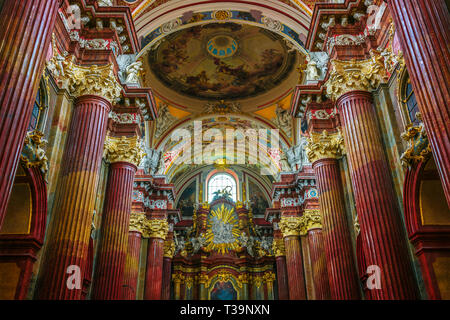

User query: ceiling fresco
[147,23,297,101]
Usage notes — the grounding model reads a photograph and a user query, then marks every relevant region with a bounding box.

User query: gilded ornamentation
[172,273,185,284]
[305,130,345,163]
[204,204,241,254]
[198,274,209,285]
[400,113,432,167]
[354,214,360,236]
[326,51,388,100]
[271,238,285,257]
[163,240,176,258]
[213,10,232,21]
[129,212,146,234]
[263,272,276,284]
[104,135,146,166]
[379,23,404,74]
[303,209,322,231]
[279,216,303,237]
[62,57,122,103]
[20,130,49,175]
[144,219,169,239]
[238,273,249,284]
[185,276,195,289]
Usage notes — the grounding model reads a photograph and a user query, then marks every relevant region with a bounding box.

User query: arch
[403,157,450,299]
[0,164,48,300]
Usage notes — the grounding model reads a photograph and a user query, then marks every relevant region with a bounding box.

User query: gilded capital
[263,272,276,283]
[279,216,303,237]
[104,136,146,166]
[172,273,185,284]
[272,238,285,257]
[326,51,387,100]
[306,130,345,163]
[198,274,209,285]
[144,218,169,239]
[63,57,122,103]
[303,209,322,231]
[129,212,146,234]
[163,240,176,258]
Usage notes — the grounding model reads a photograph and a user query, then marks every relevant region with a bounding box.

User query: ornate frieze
[129,212,146,234]
[325,51,388,100]
[109,111,142,124]
[305,130,345,163]
[144,219,169,239]
[272,238,286,257]
[20,130,49,175]
[104,135,145,166]
[400,113,432,167]
[279,216,303,237]
[303,209,322,231]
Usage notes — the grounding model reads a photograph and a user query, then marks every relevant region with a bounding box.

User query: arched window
[28,80,48,132]
[207,173,237,202]
[399,68,420,126]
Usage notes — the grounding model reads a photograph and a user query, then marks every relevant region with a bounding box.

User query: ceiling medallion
[207,35,238,58]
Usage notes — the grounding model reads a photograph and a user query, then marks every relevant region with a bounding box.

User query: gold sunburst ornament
[204,204,241,254]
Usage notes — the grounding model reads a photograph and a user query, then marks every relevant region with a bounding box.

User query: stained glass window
[208,173,237,202]
[404,79,420,125]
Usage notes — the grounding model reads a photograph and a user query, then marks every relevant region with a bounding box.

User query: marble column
[0,0,59,229]
[388,0,450,206]
[306,132,361,299]
[272,238,289,300]
[303,210,331,300]
[34,63,122,299]
[173,273,183,300]
[91,138,144,299]
[279,216,307,300]
[121,214,144,300]
[144,219,169,300]
[161,238,175,300]
[326,59,419,299]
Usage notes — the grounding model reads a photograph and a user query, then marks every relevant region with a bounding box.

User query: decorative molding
[325,50,388,100]
[305,129,345,163]
[20,130,49,175]
[109,111,142,124]
[104,135,146,166]
[279,216,302,237]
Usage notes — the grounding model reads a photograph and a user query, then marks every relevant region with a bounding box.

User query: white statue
[125,61,143,84]
[273,104,292,138]
[305,55,320,81]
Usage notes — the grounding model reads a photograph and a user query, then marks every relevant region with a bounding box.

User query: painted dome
[207,35,238,58]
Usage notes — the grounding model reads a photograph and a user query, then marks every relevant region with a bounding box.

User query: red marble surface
[35,95,111,299]
[91,162,137,299]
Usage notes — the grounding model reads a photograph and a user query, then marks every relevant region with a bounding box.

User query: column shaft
[388,0,450,206]
[275,256,289,300]
[307,229,331,300]
[313,159,361,299]
[284,236,307,300]
[122,231,142,300]
[0,0,59,228]
[161,257,172,300]
[338,91,419,299]
[35,95,110,299]
[144,237,164,300]
[92,162,137,299]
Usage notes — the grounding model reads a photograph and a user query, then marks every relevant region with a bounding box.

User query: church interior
[0,0,449,300]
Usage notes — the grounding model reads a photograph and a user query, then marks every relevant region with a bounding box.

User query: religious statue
[212,186,233,202]
[125,60,143,84]
[273,104,292,138]
[305,54,320,81]
[155,102,176,138]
